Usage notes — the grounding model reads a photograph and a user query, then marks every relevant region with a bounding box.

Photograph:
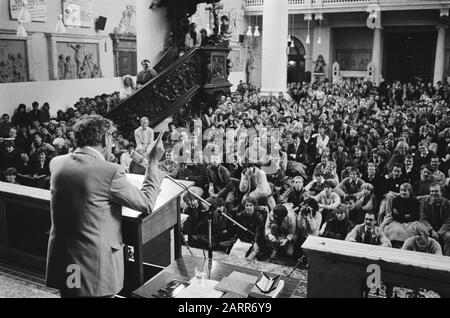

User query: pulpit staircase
[105,46,232,137]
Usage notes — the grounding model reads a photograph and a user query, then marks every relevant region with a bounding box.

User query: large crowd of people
[1,78,450,281]
[160,78,450,264]
[0,92,121,188]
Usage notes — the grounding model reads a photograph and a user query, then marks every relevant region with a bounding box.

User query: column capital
[440,9,449,17]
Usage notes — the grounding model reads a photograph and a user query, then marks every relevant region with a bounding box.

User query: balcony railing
[245,0,450,12]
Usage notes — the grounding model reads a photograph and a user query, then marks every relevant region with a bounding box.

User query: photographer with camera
[297,198,322,244]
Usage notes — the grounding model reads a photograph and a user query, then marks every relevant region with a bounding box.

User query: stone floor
[0,247,440,298]
[0,247,308,298]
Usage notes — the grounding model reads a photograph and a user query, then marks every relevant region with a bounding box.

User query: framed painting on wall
[56,41,101,80]
[0,39,28,83]
[335,49,372,71]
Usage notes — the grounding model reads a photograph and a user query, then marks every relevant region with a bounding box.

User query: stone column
[372,26,382,86]
[261,0,288,93]
[434,23,447,85]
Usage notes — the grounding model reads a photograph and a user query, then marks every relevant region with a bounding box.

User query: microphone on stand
[128,147,255,260]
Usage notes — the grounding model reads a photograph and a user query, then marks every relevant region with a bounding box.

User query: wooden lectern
[0,176,192,294]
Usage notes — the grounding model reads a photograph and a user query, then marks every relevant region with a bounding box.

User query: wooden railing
[245,0,450,12]
[302,236,450,298]
[153,46,183,74]
[105,47,232,138]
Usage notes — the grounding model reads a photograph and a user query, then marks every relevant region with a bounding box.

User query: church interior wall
[0,77,123,117]
[0,0,138,116]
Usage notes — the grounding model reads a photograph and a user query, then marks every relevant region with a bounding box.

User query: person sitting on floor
[234,197,268,260]
[402,221,442,255]
[381,183,420,246]
[265,204,298,260]
[279,175,306,209]
[419,183,450,256]
[297,198,322,244]
[313,180,341,224]
[320,204,354,240]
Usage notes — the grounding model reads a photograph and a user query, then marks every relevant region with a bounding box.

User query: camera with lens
[300,205,312,216]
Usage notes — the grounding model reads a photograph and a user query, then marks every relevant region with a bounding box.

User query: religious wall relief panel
[335,49,372,71]
[0,39,28,83]
[56,41,101,80]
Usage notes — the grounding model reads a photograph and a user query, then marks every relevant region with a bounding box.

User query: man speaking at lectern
[46,115,165,298]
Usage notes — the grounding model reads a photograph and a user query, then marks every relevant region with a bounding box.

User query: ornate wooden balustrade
[105,46,231,137]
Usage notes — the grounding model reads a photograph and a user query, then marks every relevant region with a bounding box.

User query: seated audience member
[207,153,235,204]
[403,154,419,185]
[136,59,157,88]
[354,183,377,216]
[362,162,386,206]
[16,152,33,176]
[245,136,269,165]
[181,188,206,244]
[30,132,56,159]
[119,75,136,100]
[234,197,267,260]
[239,165,275,208]
[344,194,364,225]
[158,150,178,177]
[0,113,12,138]
[335,167,365,199]
[313,180,340,223]
[120,142,136,173]
[286,132,308,177]
[304,172,326,196]
[265,204,298,259]
[414,141,432,169]
[134,117,154,154]
[402,221,442,255]
[40,125,53,145]
[332,141,349,176]
[280,176,306,208]
[345,211,392,247]
[381,183,420,245]
[419,183,450,256]
[430,155,446,187]
[52,137,69,156]
[4,167,20,184]
[209,198,233,250]
[321,205,354,240]
[313,154,329,178]
[113,132,129,159]
[0,140,18,171]
[31,150,50,177]
[413,164,434,199]
[379,163,407,222]
[297,198,322,243]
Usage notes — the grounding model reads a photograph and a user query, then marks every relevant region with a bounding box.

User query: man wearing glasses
[345,211,391,247]
[46,115,165,297]
[136,59,158,89]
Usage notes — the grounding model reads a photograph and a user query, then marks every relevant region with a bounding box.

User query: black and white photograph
[0,0,450,304]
